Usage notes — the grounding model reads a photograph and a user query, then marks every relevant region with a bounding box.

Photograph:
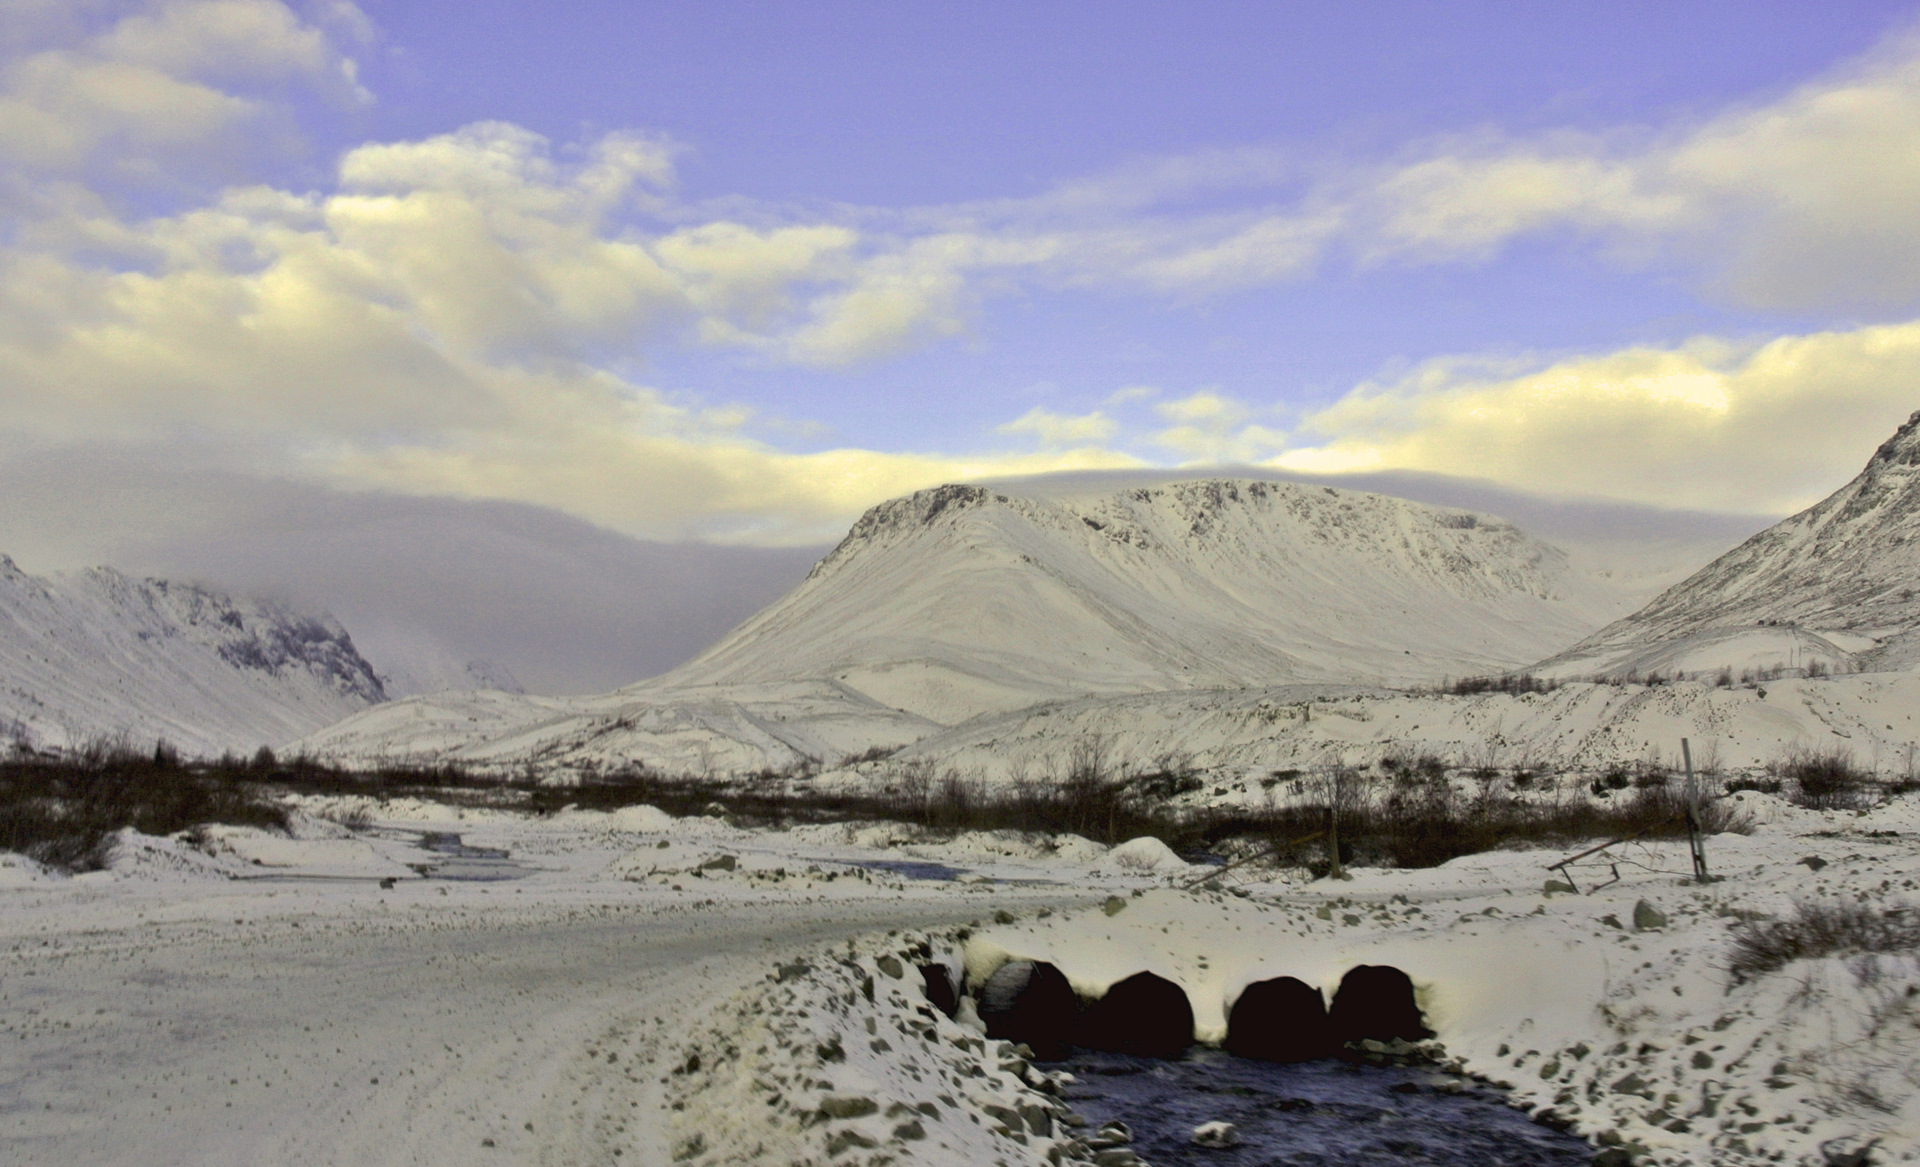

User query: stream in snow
[405,830,536,881]
[1050,1048,1593,1166]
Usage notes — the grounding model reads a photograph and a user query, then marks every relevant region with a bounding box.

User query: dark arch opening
[1328,964,1430,1044]
[1224,975,1333,1062]
[919,962,959,1018]
[1075,971,1194,1058]
[976,960,1077,1060]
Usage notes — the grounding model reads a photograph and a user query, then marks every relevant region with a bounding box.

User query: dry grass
[1728,901,1920,984]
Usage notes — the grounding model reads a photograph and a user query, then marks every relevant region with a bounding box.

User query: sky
[5,1,1920,547]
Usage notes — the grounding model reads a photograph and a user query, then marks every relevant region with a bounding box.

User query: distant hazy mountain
[1538,410,1920,679]
[0,557,385,756]
[0,458,826,695]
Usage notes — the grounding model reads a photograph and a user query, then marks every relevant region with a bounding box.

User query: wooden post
[1325,764,1345,881]
[1682,738,1710,883]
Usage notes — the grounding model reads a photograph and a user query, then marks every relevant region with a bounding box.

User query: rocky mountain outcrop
[0,557,386,755]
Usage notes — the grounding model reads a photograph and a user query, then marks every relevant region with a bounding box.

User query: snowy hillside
[1540,410,1920,679]
[297,477,1751,770]
[653,479,1631,724]
[0,557,386,756]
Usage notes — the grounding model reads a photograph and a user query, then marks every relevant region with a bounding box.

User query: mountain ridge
[1538,409,1920,678]
[646,477,1638,724]
[0,556,387,755]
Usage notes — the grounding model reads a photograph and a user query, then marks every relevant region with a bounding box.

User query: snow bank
[663,926,1086,1166]
[1096,835,1188,874]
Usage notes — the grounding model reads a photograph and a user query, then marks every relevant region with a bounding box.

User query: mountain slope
[643,479,1630,724]
[1539,410,1920,678]
[0,557,386,755]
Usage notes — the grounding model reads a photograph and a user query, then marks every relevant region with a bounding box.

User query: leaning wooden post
[1325,764,1345,881]
[1681,738,1710,883]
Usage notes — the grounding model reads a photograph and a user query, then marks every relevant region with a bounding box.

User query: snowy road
[2,888,1069,1166]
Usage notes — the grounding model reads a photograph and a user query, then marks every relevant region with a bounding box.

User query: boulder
[1076,971,1193,1058]
[976,960,1077,1060]
[1328,964,1429,1044]
[1224,976,1333,1061]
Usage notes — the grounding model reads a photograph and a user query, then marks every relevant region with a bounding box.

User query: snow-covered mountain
[297,477,1687,770]
[649,479,1634,723]
[1538,410,1920,679]
[0,557,386,756]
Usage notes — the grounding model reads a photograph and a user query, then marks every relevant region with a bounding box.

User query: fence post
[1682,738,1709,883]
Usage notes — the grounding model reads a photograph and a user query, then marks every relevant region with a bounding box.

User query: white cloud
[1271,322,1920,513]
[0,1,368,176]
[997,407,1119,446]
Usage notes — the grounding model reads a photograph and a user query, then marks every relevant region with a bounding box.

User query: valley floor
[3,789,1917,1166]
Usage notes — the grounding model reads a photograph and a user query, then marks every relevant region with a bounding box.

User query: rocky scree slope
[1540,409,1920,679]
[651,479,1629,724]
[0,556,386,755]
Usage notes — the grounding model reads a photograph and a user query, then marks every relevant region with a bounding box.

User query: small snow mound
[1048,834,1108,863]
[602,804,677,833]
[1101,836,1187,873]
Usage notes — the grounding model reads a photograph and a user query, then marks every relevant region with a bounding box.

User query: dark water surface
[1049,1048,1593,1166]
[848,858,967,881]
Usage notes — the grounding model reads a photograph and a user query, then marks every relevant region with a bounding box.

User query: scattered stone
[1077,972,1194,1058]
[1087,1120,1133,1148]
[1017,1100,1054,1137]
[824,1129,877,1156]
[1103,896,1128,916]
[890,1118,925,1141]
[698,854,736,872]
[1190,1120,1241,1148]
[670,1133,705,1161]
[1224,976,1332,1062]
[993,909,1017,924]
[1599,914,1623,930]
[1543,879,1576,895]
[983,1103,1025,1135]
[1800,855,1829,872]
[819,1095,878,1119]
[1632,900,1668,932]
[875,954,903,980]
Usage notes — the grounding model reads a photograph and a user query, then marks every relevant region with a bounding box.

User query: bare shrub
[1774,746,1873,810]
[1728,901,1920,984]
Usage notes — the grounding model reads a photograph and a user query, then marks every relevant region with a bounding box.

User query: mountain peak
[665,476,1619,724]
[1538,410,1920,678]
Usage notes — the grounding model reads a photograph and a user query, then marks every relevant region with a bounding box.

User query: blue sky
[4,1,1920,543]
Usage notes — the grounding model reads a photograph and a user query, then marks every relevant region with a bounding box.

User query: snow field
[10,782,1920,1166]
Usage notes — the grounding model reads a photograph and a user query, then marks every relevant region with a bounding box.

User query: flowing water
[1050,1048,1593,1166]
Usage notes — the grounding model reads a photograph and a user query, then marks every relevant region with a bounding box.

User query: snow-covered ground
[7,788,1919,1165]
